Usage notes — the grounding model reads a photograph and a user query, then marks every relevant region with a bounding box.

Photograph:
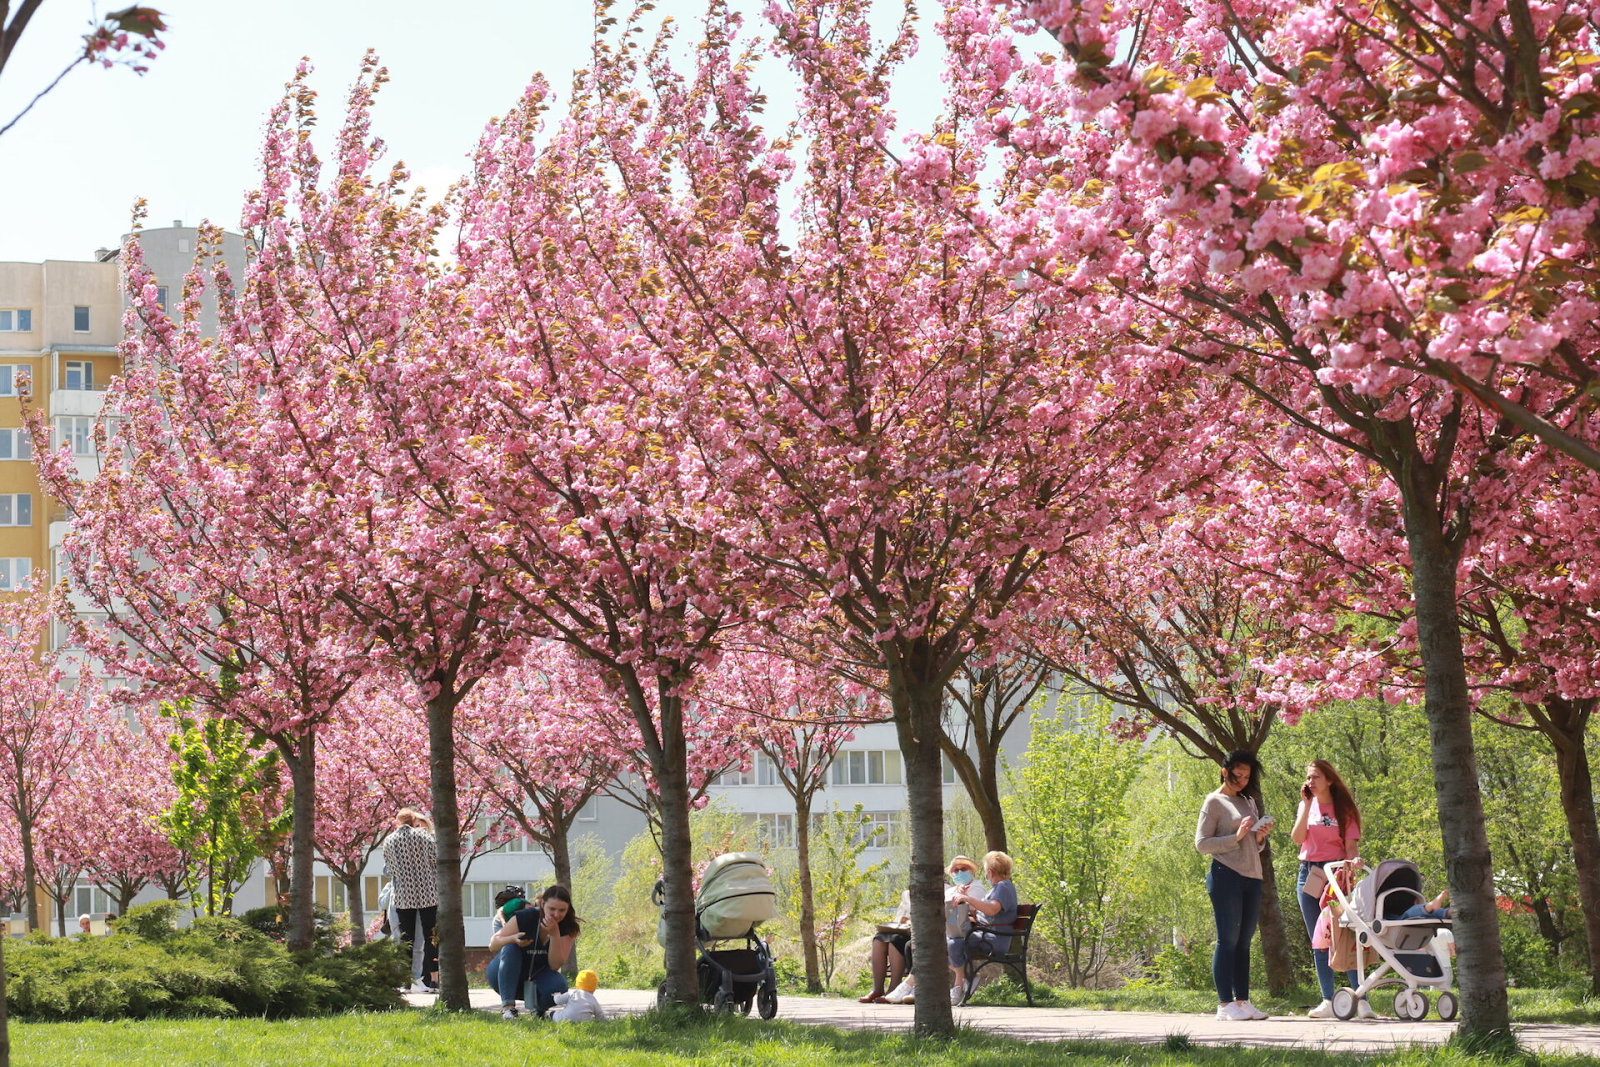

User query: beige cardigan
[1195,790,1263,880]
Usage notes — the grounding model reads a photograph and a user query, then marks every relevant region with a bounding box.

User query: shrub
[4,899,409,1020]
[238,903,348,953]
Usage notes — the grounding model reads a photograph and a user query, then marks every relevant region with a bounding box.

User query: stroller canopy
[697,853,777,939]
[1351,859,1424,922]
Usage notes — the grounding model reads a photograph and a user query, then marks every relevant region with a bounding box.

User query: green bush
[1145,943,1214,991]
[238,903,348,953]
[5,899,410,1020]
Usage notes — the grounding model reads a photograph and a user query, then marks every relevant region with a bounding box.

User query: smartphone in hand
[1256,815,1277,832]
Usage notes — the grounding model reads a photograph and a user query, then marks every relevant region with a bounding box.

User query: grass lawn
[9,1010,1597,1067]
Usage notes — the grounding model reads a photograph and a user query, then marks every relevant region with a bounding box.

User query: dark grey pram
[653,853,779,1018]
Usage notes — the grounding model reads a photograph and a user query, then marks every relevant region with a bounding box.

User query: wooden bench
[957,902,1040,1006]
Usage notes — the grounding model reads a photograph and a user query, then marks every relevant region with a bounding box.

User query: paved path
[404,988,1600,1058]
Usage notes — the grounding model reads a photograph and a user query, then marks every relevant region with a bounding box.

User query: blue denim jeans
[1296,860,1359,1000]
[487,943,526,1006]
[1206,860,1262,1003]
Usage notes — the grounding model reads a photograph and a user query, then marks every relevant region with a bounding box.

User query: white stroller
[653,853,780,1018]
[1325,859,1456,1021]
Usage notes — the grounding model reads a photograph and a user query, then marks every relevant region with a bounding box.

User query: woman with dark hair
[487,884,583,1019]
[1195,750,1272,1022]
[1291,759,1374,1019]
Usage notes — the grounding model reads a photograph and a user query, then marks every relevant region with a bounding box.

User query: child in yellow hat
[549,969,606,1022]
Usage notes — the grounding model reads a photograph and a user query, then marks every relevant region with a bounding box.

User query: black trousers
[396,905,438,980]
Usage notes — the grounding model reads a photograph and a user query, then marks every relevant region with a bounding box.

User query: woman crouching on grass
[487,885,582,1019]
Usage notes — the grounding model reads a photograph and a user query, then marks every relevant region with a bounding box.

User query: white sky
[0,0,963,264]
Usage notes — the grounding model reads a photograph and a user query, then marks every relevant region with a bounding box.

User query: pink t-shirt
[1298,798,1359,862]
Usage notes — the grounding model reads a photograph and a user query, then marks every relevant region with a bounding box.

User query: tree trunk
[973,763,1007,854]
[549,818,574,891]
[898,678,954,1037]
[794,790,822,993]
[280,733,317,953]
[547,818,577,978]
[653,691,700,1005]
[54,893,66,938]
[1,921,10,1067]
[1403,511,1510,1037]
[17,812,37,932]
[342,874,367,946]
[425,689,470,1010]
[1255,836,1294,995]
[1549,703,1600,994]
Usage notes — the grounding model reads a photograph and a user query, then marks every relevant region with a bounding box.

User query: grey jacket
[1195,790,1263,880]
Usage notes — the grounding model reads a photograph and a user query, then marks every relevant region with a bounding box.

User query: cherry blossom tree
[73,708,186,918]
[699,646,869,992]
[314,681,427,943]
[30,227,376,952]
[0,579,94,931]
[0,4,166,138]
[457,652,627,892]
[977,0,1600,1034]
[595,0,1196,1031]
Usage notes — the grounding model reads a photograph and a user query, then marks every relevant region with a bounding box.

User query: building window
[63,361,95,391]
[756,813,795,849]
[0,366,31,397]
[0,559,33,591]
[0,310,32,332]
[462,882,494,919]
[56,417,95,456]
[73,307,90,332]
[0,495,33,526]
[716,763,756,787]
[154,286,168,311]
[830,749,903,786]
[0,429,31,461]
[859,811,905,848]
[943,757,958,786]
[73,886,112,917]
[576,798,599,822]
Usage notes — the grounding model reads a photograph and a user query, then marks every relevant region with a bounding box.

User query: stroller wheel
[741,996,754,1016]
[758,983,778,1020]
[1394,989,1428,1020]
[1436,991,1458,1021]
[713,990,735,1014]
[1331,988,1359,1021]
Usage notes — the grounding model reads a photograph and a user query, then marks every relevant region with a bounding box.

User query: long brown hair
[1310,759,1361,840]
[538,884,583,938]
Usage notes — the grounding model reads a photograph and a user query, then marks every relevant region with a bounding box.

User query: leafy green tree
[1008,702,1148,987]
[159,711,288,917]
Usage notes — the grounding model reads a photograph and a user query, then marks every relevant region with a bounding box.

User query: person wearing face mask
[1196,750,1272,1023]
[948,851,1019,1006]
[880,856,980,1004]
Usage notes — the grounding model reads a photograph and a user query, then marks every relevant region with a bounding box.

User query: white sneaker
[500,1006,518,1020]
[1215,1002,1250,1021]
[1239,1000,1268,1019]
[407,981,434,994]
[1357,999,1380,1019]
[883,980,913,1003]
[950,983,964,1006]
[1307,999,1336,1019]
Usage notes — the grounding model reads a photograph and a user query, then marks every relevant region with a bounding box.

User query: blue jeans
[1296,860,1359,1001]
[1206,860,1262,1003]
[1400,904,1448,921]
[487,943,526,1006]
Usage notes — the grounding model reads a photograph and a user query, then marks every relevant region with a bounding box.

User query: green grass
[7,1010,1594,1067]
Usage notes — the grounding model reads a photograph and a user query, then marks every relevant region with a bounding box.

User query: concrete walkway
[404,988,1600,1058]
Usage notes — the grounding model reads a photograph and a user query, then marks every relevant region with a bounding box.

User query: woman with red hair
[1291,760,1370,1019]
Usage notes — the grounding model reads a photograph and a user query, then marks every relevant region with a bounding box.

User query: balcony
[49,388,107,418]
